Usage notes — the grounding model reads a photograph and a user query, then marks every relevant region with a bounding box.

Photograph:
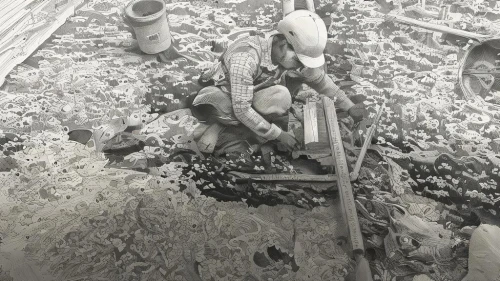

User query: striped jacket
[199,30,355,141]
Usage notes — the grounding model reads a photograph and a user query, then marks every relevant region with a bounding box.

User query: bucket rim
[124,0,167,23]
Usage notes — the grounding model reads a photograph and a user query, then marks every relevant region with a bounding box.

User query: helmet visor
[296,53,325,68]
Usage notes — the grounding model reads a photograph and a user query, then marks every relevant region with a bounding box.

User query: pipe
[384,13,491,42]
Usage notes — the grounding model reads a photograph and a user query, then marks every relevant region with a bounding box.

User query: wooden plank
[304,98,330,150]
[0,1,32,28]
[0,50,14,69]
[0,0,85,86]
[0,6,31,34]
[0,14,34,50]
[317,99,328,140]
[304,99,318,145]
[0,0,46,32]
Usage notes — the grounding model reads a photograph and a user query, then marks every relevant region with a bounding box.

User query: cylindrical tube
[124,0,172,54]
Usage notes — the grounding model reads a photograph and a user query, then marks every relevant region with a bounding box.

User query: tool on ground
[229,97,373,279]
[292,98,335,167]
[228,171,337,184]
[350,102,386,182]
[0,0,86,86]
[382,12,500,101]
[323,96,373,281]
[383,13,491,43]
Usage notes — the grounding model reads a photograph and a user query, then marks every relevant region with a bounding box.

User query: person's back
[191,10,367,156]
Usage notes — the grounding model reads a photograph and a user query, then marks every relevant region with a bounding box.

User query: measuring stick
[228,171,337,183]
[323,97,373,281]
[350,103,385,182]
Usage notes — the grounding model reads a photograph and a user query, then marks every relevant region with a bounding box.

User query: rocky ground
[0,0,500,280]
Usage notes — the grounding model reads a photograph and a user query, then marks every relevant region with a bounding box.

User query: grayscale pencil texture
[0,0,500,280]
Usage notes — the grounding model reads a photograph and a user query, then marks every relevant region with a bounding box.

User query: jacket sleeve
[300,66,354,111]
[225,51,282,140]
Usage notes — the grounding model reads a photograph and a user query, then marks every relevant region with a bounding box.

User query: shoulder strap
[219,36,263,76]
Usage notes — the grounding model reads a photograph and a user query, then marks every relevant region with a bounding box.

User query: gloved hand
[348,103,367,123]
[276,131,300,152]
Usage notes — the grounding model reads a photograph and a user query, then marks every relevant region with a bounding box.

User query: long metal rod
[350,103,385,182]
[323,97,373,281]
[228,171,337,182]
[384,13,491,42]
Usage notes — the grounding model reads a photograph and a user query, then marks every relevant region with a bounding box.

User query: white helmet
[277,10,328,68]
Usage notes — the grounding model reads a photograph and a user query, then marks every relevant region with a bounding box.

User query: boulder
[462,224,500,281]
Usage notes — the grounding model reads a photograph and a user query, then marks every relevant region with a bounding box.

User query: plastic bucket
[124,0,171,54]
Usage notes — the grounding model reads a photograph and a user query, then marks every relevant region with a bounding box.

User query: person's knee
[192,86,236,124]
[197,86,220,96]
[193,86,232,113]
[253,85,292,116]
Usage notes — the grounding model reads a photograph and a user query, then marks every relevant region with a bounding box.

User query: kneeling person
[192,10,366,156]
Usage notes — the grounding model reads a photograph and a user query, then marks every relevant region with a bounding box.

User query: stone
[462,224,500,281]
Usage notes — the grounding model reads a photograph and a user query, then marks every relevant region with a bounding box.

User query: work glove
[348,103,367,123]
[276,131,300,152]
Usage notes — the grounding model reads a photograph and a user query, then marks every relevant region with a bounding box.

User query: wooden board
[0,0,34,27]
[0,0,86,86]
[304,98,330,150]
[304,99,319,145]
